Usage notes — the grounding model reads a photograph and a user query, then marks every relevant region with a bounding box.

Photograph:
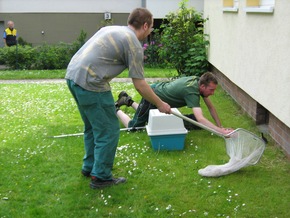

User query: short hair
[127,8,153,30]
[199,72,218,86]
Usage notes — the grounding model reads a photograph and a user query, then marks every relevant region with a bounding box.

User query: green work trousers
[66,80,120,180]
[128,84,157,128]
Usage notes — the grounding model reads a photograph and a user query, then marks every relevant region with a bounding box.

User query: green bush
[0,30,87,70]
[17,37,32,46]
[34,43,72,69]
[0,45,36,69]
[159,0,209,76]
[143,30,167,68]
[69,29,87,56]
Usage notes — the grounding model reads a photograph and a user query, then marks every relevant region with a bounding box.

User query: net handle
[171,110,232,138]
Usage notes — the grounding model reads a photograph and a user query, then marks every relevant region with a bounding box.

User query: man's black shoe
[116,96,133,107]
[90,176,126,189]
[81,170,91,177]
[115,91,133,107]
[118,91,128,99]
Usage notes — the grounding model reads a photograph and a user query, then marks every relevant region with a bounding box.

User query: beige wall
[0,0,140,45]
[0,13,129,46]
[204,0,290,128]
[147,0,203,18]
[0,0,141,13]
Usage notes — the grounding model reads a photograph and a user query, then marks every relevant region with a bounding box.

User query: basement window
[223,0,239,12]
[256,103,269,135]
[256,103,269,126]
[244,0,275,13]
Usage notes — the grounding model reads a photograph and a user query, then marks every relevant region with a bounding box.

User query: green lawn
[0,80,289,218]
[0,67,178,80]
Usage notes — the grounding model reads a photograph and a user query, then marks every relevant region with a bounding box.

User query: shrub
[34,43,72,70]
[17,37,32,46]
[69,29,87,57]
[143,30,166,68]
[0,30,87,70]
[0,45,36,69]
[159,0,209,76]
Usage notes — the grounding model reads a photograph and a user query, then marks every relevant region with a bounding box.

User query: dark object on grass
[182,114,201,130]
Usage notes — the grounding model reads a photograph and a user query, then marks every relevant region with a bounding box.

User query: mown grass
[0,79,289,217]
[0,67,178,80]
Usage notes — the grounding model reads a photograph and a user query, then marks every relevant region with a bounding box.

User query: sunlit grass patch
[0,82,289,217]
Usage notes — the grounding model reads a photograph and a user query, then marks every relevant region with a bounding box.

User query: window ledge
[223,7,239,12]
[244,6,274,13]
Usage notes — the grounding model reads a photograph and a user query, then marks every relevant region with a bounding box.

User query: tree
[159,0,209,76]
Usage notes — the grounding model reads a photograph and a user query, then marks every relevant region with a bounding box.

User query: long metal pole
[50,126,146,138]
[171,110,226,138]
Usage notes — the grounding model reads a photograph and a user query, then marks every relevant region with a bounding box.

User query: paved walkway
[0,78,169,84]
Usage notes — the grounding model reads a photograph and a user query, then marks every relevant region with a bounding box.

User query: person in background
[65,8,171,189]
[115,72,233,136]
[3,20,17,47]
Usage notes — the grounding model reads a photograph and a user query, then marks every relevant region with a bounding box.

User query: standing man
[115,72,233,136]
[3,21,17,47]
[65,8,171,189]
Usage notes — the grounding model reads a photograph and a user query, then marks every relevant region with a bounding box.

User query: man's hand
[221,127,235,136]
[156,101,171,114]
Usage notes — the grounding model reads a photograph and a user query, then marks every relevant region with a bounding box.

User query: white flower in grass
[166,204,172,210]
[234,205,240,211]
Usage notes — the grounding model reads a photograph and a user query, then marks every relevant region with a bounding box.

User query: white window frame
[223,0,239,12]
[244,0,275,13]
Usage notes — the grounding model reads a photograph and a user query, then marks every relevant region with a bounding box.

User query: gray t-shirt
[65,26,145,92]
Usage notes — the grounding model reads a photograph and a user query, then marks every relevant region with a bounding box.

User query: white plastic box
[146,108,188,151]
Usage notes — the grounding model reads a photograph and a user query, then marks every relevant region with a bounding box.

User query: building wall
[147,0,203,18]
[0,0,141,45]
[0,0,203,46]
[204,0,290,158]
[0,0,141,13]
[0,0,202,14]
[0,13,129,46]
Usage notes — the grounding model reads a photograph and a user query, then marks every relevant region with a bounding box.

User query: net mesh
[198,129,266,177]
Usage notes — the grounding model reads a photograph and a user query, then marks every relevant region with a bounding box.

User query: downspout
[141,0,146,8]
